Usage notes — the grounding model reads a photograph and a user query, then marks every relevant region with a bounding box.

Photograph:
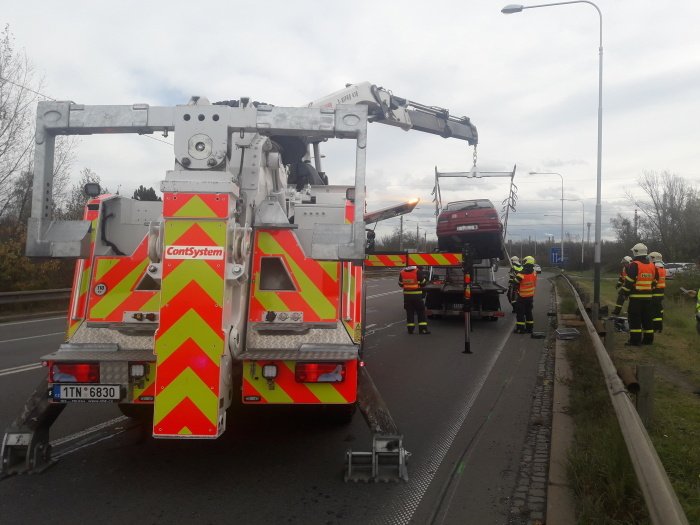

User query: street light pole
[503,1,603,311]
[529,171,564,265]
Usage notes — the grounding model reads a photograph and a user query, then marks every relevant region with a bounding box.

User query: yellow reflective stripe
[404,291,423,295]
[89,260,148,318]
[629,329,642,333]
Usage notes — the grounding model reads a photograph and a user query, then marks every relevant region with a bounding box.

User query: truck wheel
[118,403,154,422]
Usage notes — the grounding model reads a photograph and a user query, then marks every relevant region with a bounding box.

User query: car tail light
[49,362,100,383]
[295,362,345,383]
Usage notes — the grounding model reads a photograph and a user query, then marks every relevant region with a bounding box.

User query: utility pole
[416,223,420,250]
[424,232,427,251]
[633,208,638,238]
[399,215,404,251]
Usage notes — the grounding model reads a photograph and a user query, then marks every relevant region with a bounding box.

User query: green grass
[556,280,649,524]
[564,271,700,522]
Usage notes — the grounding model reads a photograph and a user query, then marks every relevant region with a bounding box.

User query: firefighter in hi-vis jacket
[508,255,523,314]
[514,256,537,334]
[649,251,666,332]
[620,243,658,346]
[612,255,633,316]
[399,265,431,334]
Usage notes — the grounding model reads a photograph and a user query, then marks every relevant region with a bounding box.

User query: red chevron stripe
[155,338,220,391]
[344,201,354,224]
[94,237,149,287]
[242,379,266,403]
[153,396,216,436]
[258,230,338,286]
[163,193,229,218]
[93,290,159,322]
[157,280,223,336]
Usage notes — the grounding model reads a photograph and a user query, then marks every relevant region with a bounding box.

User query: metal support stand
[345,366,409,482]
[1,379,65,477]
[462,243,473,354]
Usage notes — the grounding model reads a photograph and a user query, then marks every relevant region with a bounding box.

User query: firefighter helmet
[630,243,648,256]
[621,256,632,264]
[404,265,417,271]
[523,255,535,265]
[649,251,662,263]
[510,256,520,264]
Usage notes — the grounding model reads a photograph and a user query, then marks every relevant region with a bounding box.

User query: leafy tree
[132,185,161,201]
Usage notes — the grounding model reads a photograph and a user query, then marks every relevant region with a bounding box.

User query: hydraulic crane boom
[309,82,478,145]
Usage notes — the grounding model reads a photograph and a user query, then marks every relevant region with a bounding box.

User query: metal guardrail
[558,274,689,525]
[0,289,71,305]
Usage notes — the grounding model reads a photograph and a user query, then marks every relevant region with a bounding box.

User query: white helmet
[510,256,520,264]
[648,251,662,263]
[404,265,417,271]
[631,243,648,256]
[621,255,632,264]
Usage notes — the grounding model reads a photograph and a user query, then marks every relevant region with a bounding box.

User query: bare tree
[627,170,700,260]
[0,25,41,217]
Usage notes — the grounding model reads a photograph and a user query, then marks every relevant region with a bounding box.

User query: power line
[0,74,173,146]
[0,75,56,101]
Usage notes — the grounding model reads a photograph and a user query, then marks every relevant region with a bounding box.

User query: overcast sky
[5,0,700,247]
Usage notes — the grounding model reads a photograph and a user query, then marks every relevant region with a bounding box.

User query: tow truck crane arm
[309,82,478,145]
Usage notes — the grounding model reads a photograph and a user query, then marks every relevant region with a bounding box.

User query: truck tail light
[48,362,99,383]
[295,363,345,383]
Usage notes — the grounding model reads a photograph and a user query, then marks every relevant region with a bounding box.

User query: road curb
[546,298,577,523]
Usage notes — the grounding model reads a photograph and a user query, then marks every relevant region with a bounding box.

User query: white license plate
[457,225,478,231]
[53,384,121,402]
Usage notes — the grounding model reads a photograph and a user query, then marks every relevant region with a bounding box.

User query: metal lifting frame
[26,101,369,262]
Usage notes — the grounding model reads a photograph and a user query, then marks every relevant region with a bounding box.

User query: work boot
[419,327,431,335]
[407,326,415,334]
[612,308,621,316]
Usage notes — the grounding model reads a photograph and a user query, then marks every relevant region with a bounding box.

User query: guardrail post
[636,365,655,429]
[604,317,615,355]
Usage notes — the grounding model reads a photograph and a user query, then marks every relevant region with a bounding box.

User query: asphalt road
[0,270,552,525]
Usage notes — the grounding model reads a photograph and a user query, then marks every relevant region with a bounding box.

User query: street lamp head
[501,4,524,14]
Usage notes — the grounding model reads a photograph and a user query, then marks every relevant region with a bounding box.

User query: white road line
[51,416,129,447]
[377,319,515,525]
[0,331,64,344]
[367,290,401,300]
[0,316,66,326]
[0,363,43,377]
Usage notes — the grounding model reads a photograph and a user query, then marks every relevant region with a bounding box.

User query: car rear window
[445,200,494,211]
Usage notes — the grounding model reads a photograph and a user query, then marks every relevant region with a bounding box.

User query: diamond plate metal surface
[246,322,352,349]
[69,323,155,349]
[238,348,358,361]
[42,348,155,362]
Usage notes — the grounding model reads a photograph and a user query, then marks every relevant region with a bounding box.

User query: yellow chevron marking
[153,367,218,426]
[155,309,223,362]
[160,260,224,306]
[90,260,148,318]
[94,258,121,281]
[172,195,218,218]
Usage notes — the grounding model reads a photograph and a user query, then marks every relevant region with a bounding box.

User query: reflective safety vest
[516,272,537,298]
[629,260,656,297]
[653,265,666,296]
[399,268,423,295]
[509,264,523,284]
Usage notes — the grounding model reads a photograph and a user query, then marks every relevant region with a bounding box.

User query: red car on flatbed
[436,199,504,257]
